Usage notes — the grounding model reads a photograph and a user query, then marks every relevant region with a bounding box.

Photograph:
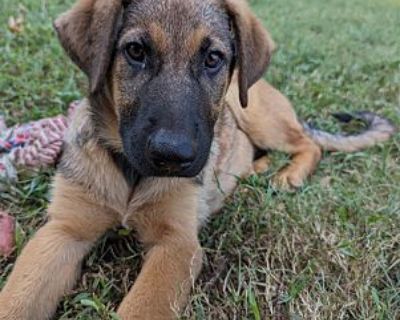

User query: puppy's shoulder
[56,99,130,213]
[64,99,95,149]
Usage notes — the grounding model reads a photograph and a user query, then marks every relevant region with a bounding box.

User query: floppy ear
[54,0,125,93]
[224,0,273,107]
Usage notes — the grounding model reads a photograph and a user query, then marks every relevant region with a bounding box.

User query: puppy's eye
[205,51,224,72]
[126,42,146,64]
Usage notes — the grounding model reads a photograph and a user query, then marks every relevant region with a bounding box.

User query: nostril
[148,117,157,126]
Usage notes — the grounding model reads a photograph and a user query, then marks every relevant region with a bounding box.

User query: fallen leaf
[8,15,25,34]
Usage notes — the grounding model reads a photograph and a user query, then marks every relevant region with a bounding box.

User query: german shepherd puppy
[0,0,395,319]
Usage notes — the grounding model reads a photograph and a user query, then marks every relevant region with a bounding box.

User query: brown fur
[0,0,394,319]
[226,73,395,189]
[224,0,273,107]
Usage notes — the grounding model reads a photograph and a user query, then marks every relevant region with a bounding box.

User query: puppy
[0,0,394,319]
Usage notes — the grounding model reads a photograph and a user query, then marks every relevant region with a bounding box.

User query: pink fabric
[10,115,68,167]
[0,101,79,187]
[0,211,15,257]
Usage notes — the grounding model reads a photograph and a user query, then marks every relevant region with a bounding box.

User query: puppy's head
[55,0,272,177]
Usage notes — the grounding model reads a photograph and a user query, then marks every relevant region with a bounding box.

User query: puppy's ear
[225,0,273,107]
[54,0,124,93]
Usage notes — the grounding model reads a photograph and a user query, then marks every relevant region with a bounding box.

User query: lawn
[0,0,399,319]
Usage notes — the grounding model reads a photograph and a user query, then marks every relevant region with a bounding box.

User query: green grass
[1,0,399,319]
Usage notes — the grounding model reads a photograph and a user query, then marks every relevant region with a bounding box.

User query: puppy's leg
[253,155,271,174]
[118,183,202,320]
[272,135,321,189]
[228,80,321,189]
[0,176,117,320]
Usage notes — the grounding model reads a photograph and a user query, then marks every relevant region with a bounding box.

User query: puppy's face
[55,0,271,178]
[113,0,234,177]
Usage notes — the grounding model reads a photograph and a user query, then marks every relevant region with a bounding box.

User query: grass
[0,0,399,319]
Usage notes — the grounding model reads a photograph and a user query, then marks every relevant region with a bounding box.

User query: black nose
[147,129,196,171]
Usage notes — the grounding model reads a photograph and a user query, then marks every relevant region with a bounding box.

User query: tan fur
[185,27,209,58]
[148,23,169,54]
[0,0,394,319]
[227,76,322,189]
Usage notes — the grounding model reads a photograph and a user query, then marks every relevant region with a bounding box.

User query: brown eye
[205,51,224,71]
[126,42,146,64]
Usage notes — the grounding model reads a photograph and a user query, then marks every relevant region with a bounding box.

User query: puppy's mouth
[148,159,193,176]
[131,154,205,178]
[148,165,196,177]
